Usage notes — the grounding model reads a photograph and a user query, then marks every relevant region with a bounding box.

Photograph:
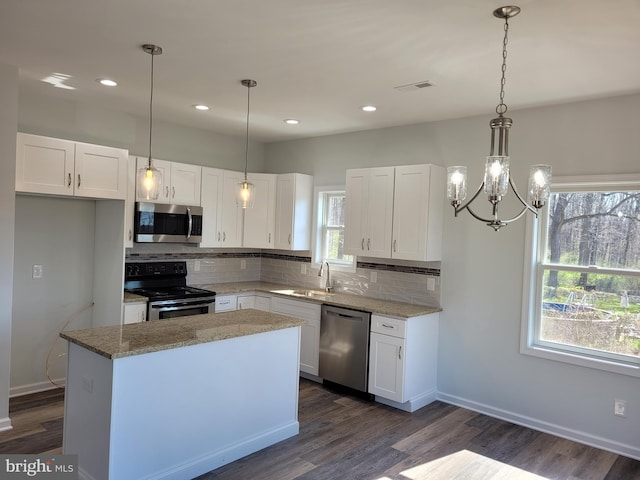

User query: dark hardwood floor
[2,380,639,479]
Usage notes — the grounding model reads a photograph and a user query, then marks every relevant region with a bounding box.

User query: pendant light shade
[236,79,257,209]
[137,44,163,201]
[447,6,551,231]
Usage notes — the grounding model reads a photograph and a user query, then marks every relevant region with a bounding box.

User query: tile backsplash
[126,245,440,307]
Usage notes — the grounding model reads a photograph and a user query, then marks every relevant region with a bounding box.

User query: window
[312,187,355,271]
[522,175,640,376]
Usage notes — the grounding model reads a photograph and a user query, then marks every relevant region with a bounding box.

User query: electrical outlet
[614,398,627,417]
[427,277,436,291]
[194,260,201,272]
[240,259,246,270]
[301,264,306,275]
[370,271,377,283]
[32,264,43,279]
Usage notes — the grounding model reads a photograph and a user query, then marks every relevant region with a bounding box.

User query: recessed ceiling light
[284,119,300,125]
[98,79,117,87]
[193,104,210,111]
[361,105,377,112]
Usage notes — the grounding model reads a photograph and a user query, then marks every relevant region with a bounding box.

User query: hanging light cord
[496,15,510,116]
[244,83,251,180]
[147,49,155,169]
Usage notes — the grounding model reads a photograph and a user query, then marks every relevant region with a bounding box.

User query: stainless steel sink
[272,289,335,299]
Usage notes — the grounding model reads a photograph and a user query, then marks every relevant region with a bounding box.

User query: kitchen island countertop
[60,309,304,360]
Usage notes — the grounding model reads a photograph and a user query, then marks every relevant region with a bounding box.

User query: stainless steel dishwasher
[319,305,371,393]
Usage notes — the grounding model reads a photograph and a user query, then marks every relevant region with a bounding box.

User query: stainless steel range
[124,261,216,320]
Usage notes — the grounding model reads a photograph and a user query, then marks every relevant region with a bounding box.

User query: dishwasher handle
[324,310,365,320]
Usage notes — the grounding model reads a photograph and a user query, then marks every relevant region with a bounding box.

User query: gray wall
[0,63,18,430]
[265,93,640,456]
[11,196,95,393]
[18,90,266,172]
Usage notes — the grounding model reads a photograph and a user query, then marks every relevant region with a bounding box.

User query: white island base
[63,326,301,480]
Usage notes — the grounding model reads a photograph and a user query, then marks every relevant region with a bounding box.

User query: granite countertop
[61,309,305,360]
[123,291,148,303]
[200,281,441,318]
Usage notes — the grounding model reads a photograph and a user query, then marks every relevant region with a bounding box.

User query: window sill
[520,343,640,378]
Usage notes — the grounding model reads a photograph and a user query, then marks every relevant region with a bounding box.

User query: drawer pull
[382,323,395,329]
[68,173,72,188]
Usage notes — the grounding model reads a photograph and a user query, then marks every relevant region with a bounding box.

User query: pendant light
[137,44,164,200]
[237,79,257,209]
[447,6,551,231]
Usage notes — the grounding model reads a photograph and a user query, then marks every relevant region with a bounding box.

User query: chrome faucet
[318,261,332,292]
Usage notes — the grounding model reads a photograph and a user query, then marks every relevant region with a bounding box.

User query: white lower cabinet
[368,312,439,412]
[271,296,321,376]
[122,302,146,324]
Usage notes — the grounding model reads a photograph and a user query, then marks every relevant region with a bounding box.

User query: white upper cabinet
[345,167,395,257]
[135,158,201,206]
[275,173,313,250]
[16,133,128,200]
[392,164,444,261]
[200,168,244,248]
[243,173,276,248]
[345,164,444,261]
[124,156,137,248]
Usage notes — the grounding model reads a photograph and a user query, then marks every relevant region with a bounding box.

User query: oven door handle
[151,300,215,310]
[186,207,193,240]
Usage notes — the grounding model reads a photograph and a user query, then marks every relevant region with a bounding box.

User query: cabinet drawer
[371,314,406,338]
[215,295,236,312]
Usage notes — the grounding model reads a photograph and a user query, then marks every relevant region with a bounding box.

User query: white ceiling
[1,0,639,143]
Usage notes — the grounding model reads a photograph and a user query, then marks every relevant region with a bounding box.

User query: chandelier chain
[496,17,510,116]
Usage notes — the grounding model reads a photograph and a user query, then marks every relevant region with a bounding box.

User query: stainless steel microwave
[134,202,203,244]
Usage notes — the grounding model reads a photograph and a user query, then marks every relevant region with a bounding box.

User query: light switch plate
[32,264,43,279]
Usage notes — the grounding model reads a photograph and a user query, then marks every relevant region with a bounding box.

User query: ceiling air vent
[394,80,435,93]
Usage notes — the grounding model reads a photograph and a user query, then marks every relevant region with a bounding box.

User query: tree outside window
[526,181,640,371]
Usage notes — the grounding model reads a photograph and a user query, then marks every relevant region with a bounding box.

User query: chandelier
[447,6,551,231]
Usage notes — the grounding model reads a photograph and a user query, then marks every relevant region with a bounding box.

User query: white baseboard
[10,378,66,397]
[0,416,12,432]
[375,389,438,412]
[437,391,640,461]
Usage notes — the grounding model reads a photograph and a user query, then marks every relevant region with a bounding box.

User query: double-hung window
[522,175,640,376]
[312,187,354,271]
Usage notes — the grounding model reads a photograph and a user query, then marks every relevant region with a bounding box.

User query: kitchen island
[61,310,304,480]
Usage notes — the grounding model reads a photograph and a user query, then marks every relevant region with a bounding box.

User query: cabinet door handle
[223,232,226,242]
[361,238,365,250]
[398,345,402,360]
[288,233,291,245]
[172,186,176,198]
[128,229,132,241]
[217,232,221,242]
[393,239,397,252]
[141,311,145,322]
[67,173,72,188]
[367,238,371,250]
[165,186,169,197]
[77,174,81,188]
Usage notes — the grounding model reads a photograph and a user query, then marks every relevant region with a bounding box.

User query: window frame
[311,185,356,272]
[521,174,640,377]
